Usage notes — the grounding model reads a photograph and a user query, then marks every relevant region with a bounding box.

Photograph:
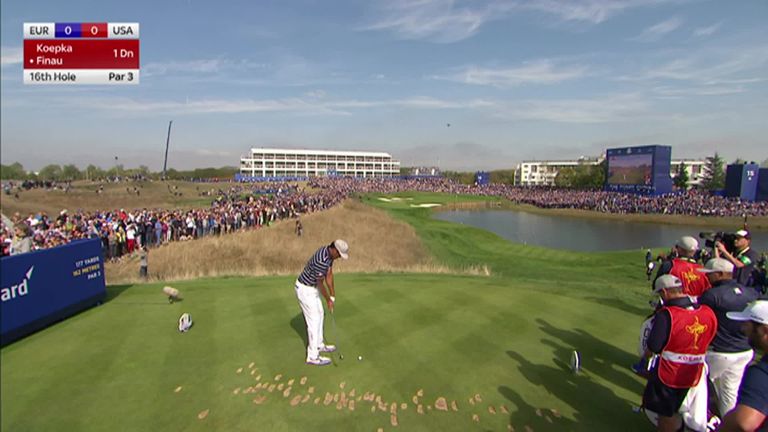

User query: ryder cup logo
[1,266,34,302]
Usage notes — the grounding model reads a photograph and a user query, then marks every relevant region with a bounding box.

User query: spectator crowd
[2,177,768,257]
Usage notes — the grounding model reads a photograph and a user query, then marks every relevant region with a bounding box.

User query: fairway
[1,274,649,431]
[2,192,657,431]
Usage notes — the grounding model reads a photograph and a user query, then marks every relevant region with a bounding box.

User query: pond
[434,210,768,253]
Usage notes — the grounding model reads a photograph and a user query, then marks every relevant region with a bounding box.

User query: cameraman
[654,236,711,299]
[715,230,760,289]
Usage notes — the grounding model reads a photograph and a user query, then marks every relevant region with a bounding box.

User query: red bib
[658,305,717,388]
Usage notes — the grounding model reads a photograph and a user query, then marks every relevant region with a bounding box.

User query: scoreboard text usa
[23,23,139,85]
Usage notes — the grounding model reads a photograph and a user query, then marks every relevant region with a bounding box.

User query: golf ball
[358,356,363,361]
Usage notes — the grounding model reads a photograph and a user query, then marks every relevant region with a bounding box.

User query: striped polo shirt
[298,246,333,287]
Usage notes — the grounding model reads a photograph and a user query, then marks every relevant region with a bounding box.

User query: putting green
[2,193,656,431]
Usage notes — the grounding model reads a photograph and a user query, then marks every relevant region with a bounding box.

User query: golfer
[720,300,768,431]
[295,239,349,366]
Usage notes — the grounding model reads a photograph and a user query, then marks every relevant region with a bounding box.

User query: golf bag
[642,365,719,432]
[178,313,193,332]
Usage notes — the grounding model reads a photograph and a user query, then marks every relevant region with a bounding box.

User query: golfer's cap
[675,236,699,252]
[735,229,750,239]
[697,258,734,274]
[654,275,683,293]
[726,300,768,325]
[333,239,349,259]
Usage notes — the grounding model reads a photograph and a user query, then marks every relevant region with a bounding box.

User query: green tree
[489,169,516,185]
[37,164,63,181]
[554,167,576,187]
[61,164,82,180]
[674,162,689,189]
[0,162,27,180]
[84,164,106,180]
[700,153,726,191]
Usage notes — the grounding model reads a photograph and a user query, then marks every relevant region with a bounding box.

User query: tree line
[0,162,238,181]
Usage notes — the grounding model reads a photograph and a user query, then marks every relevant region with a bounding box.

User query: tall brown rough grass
[105,199,490,284]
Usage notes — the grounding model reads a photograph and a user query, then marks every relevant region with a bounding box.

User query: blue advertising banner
[725,164,759,201]
[1,238,106,345]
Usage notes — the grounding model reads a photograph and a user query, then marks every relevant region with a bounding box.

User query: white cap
[333,239,349,259]
[735,229,750,239]
[726,300,768,325]
[653,274,683,293]
[697,258,734,274]
[675,236,699,252]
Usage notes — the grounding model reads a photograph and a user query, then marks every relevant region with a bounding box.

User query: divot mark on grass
[474,393,482,402]
[451,400,459,411]
[282,387,291,397]
[300,376,307,385]
[349,400,356,411]
[287,379,295,386]
[308,386,315,394]
[274,374,282,381]
[550,409,561,418]
[248,362,255,369]
[500,405,509,414]
[253,395,267,405]
[197,409,209,420]
[290,395,302,406]
[233,387,241,395]
[488,405,497,415]
[339,381,346,389]
[174,386,183,393]
[390,414,399,427]
[401,403,407,410]
[435,397,448,411]
[472,414,479,422]
[236,368,243,374]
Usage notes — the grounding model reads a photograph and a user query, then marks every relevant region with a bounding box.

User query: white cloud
[630,17,683,42]
[491,94,650,124]
[362,0,497,43]
[362,0,686,42]
[692,22,722,37]
[1,46,23,67]
[622,45,768,84]
[434,59,589,87]
[521,0,682,24]
[142,58,268,77]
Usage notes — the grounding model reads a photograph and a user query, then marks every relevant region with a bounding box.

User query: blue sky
[1,0,766,171]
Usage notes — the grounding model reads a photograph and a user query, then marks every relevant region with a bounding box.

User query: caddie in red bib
[642,274,719,432]
[658,306,717,388]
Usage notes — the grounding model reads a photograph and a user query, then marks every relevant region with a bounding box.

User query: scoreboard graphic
[23,22,139,85]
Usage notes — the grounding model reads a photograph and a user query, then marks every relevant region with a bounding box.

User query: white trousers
[295,280,325,361]
[706,349,754,416]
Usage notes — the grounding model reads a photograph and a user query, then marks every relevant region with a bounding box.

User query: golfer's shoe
[306,356,332,366]
[319,344,337,353]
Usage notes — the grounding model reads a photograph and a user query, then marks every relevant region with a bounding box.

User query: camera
[699,231,737,254]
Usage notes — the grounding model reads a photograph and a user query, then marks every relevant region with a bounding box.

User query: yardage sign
[23,22,139,85]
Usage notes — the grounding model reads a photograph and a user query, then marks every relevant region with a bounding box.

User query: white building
[514,157,706,187]
[515,157,601,186]
[239,148,400,178]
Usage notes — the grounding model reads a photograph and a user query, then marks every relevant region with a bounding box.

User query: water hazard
[434,209,768,253]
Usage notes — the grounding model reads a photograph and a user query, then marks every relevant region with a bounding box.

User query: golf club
[330,310,343,360]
